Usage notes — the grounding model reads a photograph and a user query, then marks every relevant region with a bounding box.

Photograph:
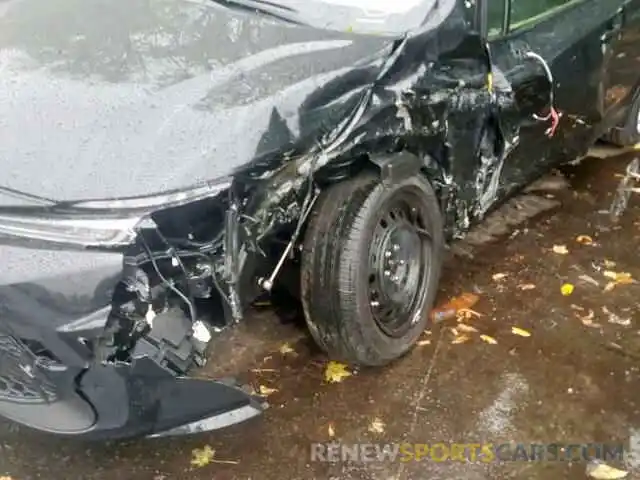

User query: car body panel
[0,0,392,200]
[0,0,638,440]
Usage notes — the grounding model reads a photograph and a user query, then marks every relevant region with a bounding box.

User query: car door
[480,0,630,202]
[601,0,640,127]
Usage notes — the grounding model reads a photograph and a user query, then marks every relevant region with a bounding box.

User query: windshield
[214,0,438,36]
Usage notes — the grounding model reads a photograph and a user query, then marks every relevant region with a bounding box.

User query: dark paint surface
[0,0,639,440]
[0,153,639,479]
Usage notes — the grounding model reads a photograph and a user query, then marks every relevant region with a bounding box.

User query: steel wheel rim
[367,190,432,338]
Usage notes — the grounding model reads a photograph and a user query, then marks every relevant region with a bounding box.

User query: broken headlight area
[91,179,305,376]
[91,194,234,373]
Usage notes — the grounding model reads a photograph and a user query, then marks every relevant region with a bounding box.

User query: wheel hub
[378,226,421,305]
[368,198,432,338]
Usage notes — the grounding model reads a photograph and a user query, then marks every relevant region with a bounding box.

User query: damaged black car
[0,0,639,440]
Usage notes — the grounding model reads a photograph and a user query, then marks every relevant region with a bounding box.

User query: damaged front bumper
[0,206,265,440]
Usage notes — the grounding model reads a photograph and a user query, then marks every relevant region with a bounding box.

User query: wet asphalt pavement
[2,148,640,480]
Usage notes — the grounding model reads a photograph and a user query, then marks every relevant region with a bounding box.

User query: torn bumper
[0,245,263,440]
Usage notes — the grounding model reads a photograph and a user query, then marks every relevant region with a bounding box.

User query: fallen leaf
[561,283,574,296]
[480,334,498,344]
[576,235,594,245]
[191,446,215,467]
[456,308,483,321]
[431,292,480,322]
[575,309,601,328]
[451,334,471,344]
[517,283,536,291]
[552,245,569,255]
[368,417,386,434]
[603,259,617,269]
[190,446,238,467]
[328,423,335,438]
[586,462,628,479]
[570,304,584,311]
[457,323,478,333]
[324,361,352,383]
[602,306,631,326]
[492,273,508,281]
[511,326,531,337]
[279,343,295,355]
[417,339,431,346]
[602,271,633,291]
[579,274,600,287]
[603,270,619,280]
[258,384,278,396]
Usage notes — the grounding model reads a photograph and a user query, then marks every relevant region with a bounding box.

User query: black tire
[605,94,640,147]
[300,171,444,366]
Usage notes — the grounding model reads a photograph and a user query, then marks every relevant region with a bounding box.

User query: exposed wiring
[138,231,196,324]
[525,51,560,137]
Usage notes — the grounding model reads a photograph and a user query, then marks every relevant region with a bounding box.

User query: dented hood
[0,0,393,201]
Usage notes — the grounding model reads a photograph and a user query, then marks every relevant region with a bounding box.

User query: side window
[510,0,572,29]
[488,0,506,36]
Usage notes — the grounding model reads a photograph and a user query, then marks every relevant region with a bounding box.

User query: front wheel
[300,171,444,366]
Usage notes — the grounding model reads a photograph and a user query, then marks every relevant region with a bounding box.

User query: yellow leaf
[586,462,628,479]
[480,334,498,344]
[603,259,617,269]
[258,385,278,396]
[561,283,574,296]
[457,323,478,333]
[576,235,594,245]
[328,423,335,438]
[279,343,295,355]
[511,326,531,337]
[324,361,352,383]
[492,272,508,281]
[417,339,432,346]
[451,334,471,344]
[603,271,633,291]
[191,445,215,468]
[368,417,386,434]
[552,245,569,255]
[518,283,536,290]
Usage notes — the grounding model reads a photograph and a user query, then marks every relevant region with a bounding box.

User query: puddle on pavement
[2,154,640,480]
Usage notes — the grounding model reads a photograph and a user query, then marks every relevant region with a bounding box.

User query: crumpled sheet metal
[219,0,522,319]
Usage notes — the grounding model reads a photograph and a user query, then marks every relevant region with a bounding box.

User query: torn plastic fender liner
[78,356,263,440]
[369,151,423,187]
